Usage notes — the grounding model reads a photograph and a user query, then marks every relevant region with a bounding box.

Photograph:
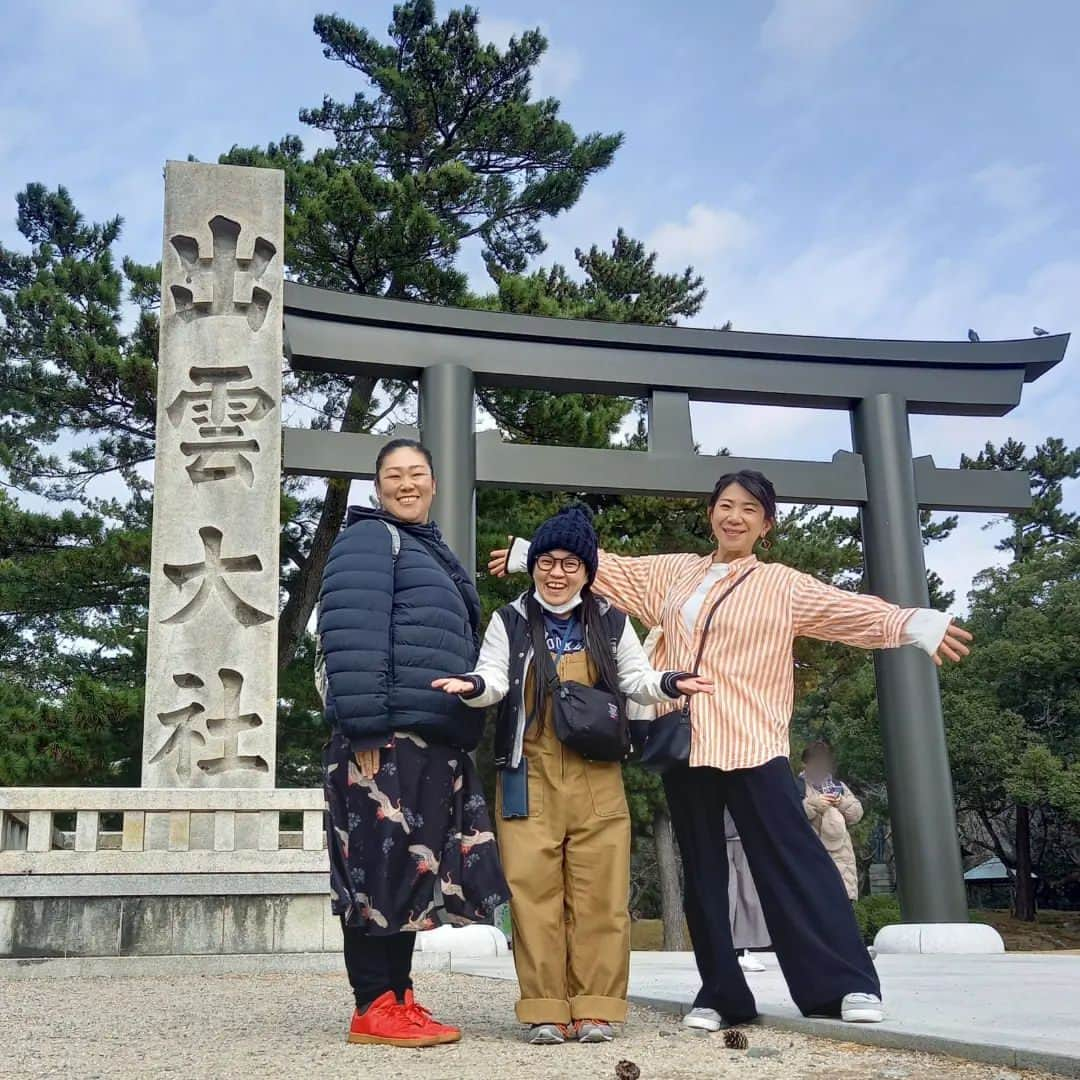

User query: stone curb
[628,993,1080,1079]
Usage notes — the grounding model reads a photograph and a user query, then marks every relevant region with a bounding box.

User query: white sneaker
[738,953,766,973]
[682,1007,723,1032]
[575,1020,615,1043]
[841,993,884,1023]
[527,1023,569,1044]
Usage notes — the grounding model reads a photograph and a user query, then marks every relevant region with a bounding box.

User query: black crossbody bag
[640,566,757,773]
[531,615,630,763]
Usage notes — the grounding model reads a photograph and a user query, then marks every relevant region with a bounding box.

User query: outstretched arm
[613,620,714,704]
[432,611,511,708]
[489,536,689,627]
[791,571,972,665]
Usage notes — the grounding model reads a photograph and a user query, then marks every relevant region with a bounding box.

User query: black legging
[341,920,417,1011]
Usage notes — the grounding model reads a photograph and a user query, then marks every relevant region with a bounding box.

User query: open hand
[432,677,476,696]
[354,749,379,780]
[487,536,512,578]
[932,621,973,667]
[675,675,715,696]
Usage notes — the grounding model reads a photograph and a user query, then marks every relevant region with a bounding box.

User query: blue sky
[1,0,1077,609]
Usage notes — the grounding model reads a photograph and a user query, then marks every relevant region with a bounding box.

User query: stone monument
[142,162,283,790]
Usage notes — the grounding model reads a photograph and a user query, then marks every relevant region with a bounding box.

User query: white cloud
[760,0,877,61]
[40,0,150,72]
[971,161,1060,250]
[648,204,756,267]
[973,162,1045,215]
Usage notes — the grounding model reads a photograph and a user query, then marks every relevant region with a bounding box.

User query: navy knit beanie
[528,504,599,583]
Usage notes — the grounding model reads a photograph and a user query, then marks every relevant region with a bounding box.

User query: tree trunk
[654,804,686,951]
[277,375,378,669]
[1013,801,1036,922]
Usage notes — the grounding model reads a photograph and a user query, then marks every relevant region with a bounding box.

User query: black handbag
[640,566,757,773]
[534,620,630,763]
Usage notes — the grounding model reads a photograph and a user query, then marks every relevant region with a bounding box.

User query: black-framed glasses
[535,554,583,574]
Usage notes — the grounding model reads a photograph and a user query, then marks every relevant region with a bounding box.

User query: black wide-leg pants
[663,756,879,1021]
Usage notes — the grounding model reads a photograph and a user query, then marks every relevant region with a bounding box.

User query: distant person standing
[799,741,863,901]
[725,809,769,972]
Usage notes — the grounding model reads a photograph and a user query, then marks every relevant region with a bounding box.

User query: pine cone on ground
[615,1060,641,1080]
[724,1028,749,1050]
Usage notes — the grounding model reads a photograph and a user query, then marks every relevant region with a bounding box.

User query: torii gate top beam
[284,282,1067,417]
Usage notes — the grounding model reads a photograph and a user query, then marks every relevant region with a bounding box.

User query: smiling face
[376,446,436,524]
[532,548,589,607]
[709,481,773,561]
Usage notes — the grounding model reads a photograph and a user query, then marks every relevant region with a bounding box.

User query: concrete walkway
[454,950,1080,1077]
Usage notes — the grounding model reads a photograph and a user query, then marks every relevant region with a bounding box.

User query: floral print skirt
[323,730,510,934]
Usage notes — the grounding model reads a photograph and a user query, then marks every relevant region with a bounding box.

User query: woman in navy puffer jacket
[316,439,509,1048]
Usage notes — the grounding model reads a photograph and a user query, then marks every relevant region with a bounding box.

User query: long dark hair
[524,587,623,734]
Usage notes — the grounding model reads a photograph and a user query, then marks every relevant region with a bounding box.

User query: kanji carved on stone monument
[170,215,277,331]
[149,669,268,779]
[148,673,208,780]
[166,365,276,485]
[161,526,273,627]
[196,668,269,776]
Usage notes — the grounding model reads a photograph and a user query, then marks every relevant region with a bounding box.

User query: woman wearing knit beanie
[434,505,712,1045]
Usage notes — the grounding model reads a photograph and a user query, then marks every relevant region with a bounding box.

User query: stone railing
[0,788,325,883]
[0,788,334,958]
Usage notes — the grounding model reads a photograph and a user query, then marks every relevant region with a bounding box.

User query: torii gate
[281,280,1067,929]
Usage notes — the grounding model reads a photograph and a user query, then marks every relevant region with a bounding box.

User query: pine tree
[0,185,157,783]
[220,2,622,669]
[956,437,1080,919]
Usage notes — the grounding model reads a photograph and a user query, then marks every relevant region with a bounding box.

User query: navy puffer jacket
[318,507,483,751]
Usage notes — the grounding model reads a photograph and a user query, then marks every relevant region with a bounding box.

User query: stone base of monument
[874,922,1006,954]
[1,892,509,961]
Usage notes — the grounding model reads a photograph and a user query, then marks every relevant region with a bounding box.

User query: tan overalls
[495,648,632,1026]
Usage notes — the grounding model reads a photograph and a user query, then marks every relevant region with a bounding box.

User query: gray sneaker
[682,1007,723,1032]
[575,1020,615,1043]
[841,993,884,1023]
[528,1023,569,1044]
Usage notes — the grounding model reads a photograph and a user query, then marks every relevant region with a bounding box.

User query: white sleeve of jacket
[460,613,511,708]
[507,536,531,574]
[615,620,680,705]
[902,609,953,655]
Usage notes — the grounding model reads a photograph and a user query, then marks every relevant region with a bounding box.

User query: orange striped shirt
[593,550,916,771]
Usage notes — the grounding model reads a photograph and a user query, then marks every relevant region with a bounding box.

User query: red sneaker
[347,990,446,1047]
[402,989,462,1044]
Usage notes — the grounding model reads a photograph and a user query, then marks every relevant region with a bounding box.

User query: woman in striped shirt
[490,469,971,1029]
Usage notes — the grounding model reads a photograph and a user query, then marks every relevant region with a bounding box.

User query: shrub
[853,894,902,943]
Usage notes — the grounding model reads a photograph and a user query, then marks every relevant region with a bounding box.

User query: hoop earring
[759,536,772,551]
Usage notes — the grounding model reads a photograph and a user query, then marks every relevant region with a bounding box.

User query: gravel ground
[0,971,1058,1080]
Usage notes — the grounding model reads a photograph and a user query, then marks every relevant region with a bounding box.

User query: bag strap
[686,565,756,673]
[381,520,402,561]
[537,615,576,693]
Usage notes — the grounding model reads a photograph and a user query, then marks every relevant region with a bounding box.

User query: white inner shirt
[681,561,733,632]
